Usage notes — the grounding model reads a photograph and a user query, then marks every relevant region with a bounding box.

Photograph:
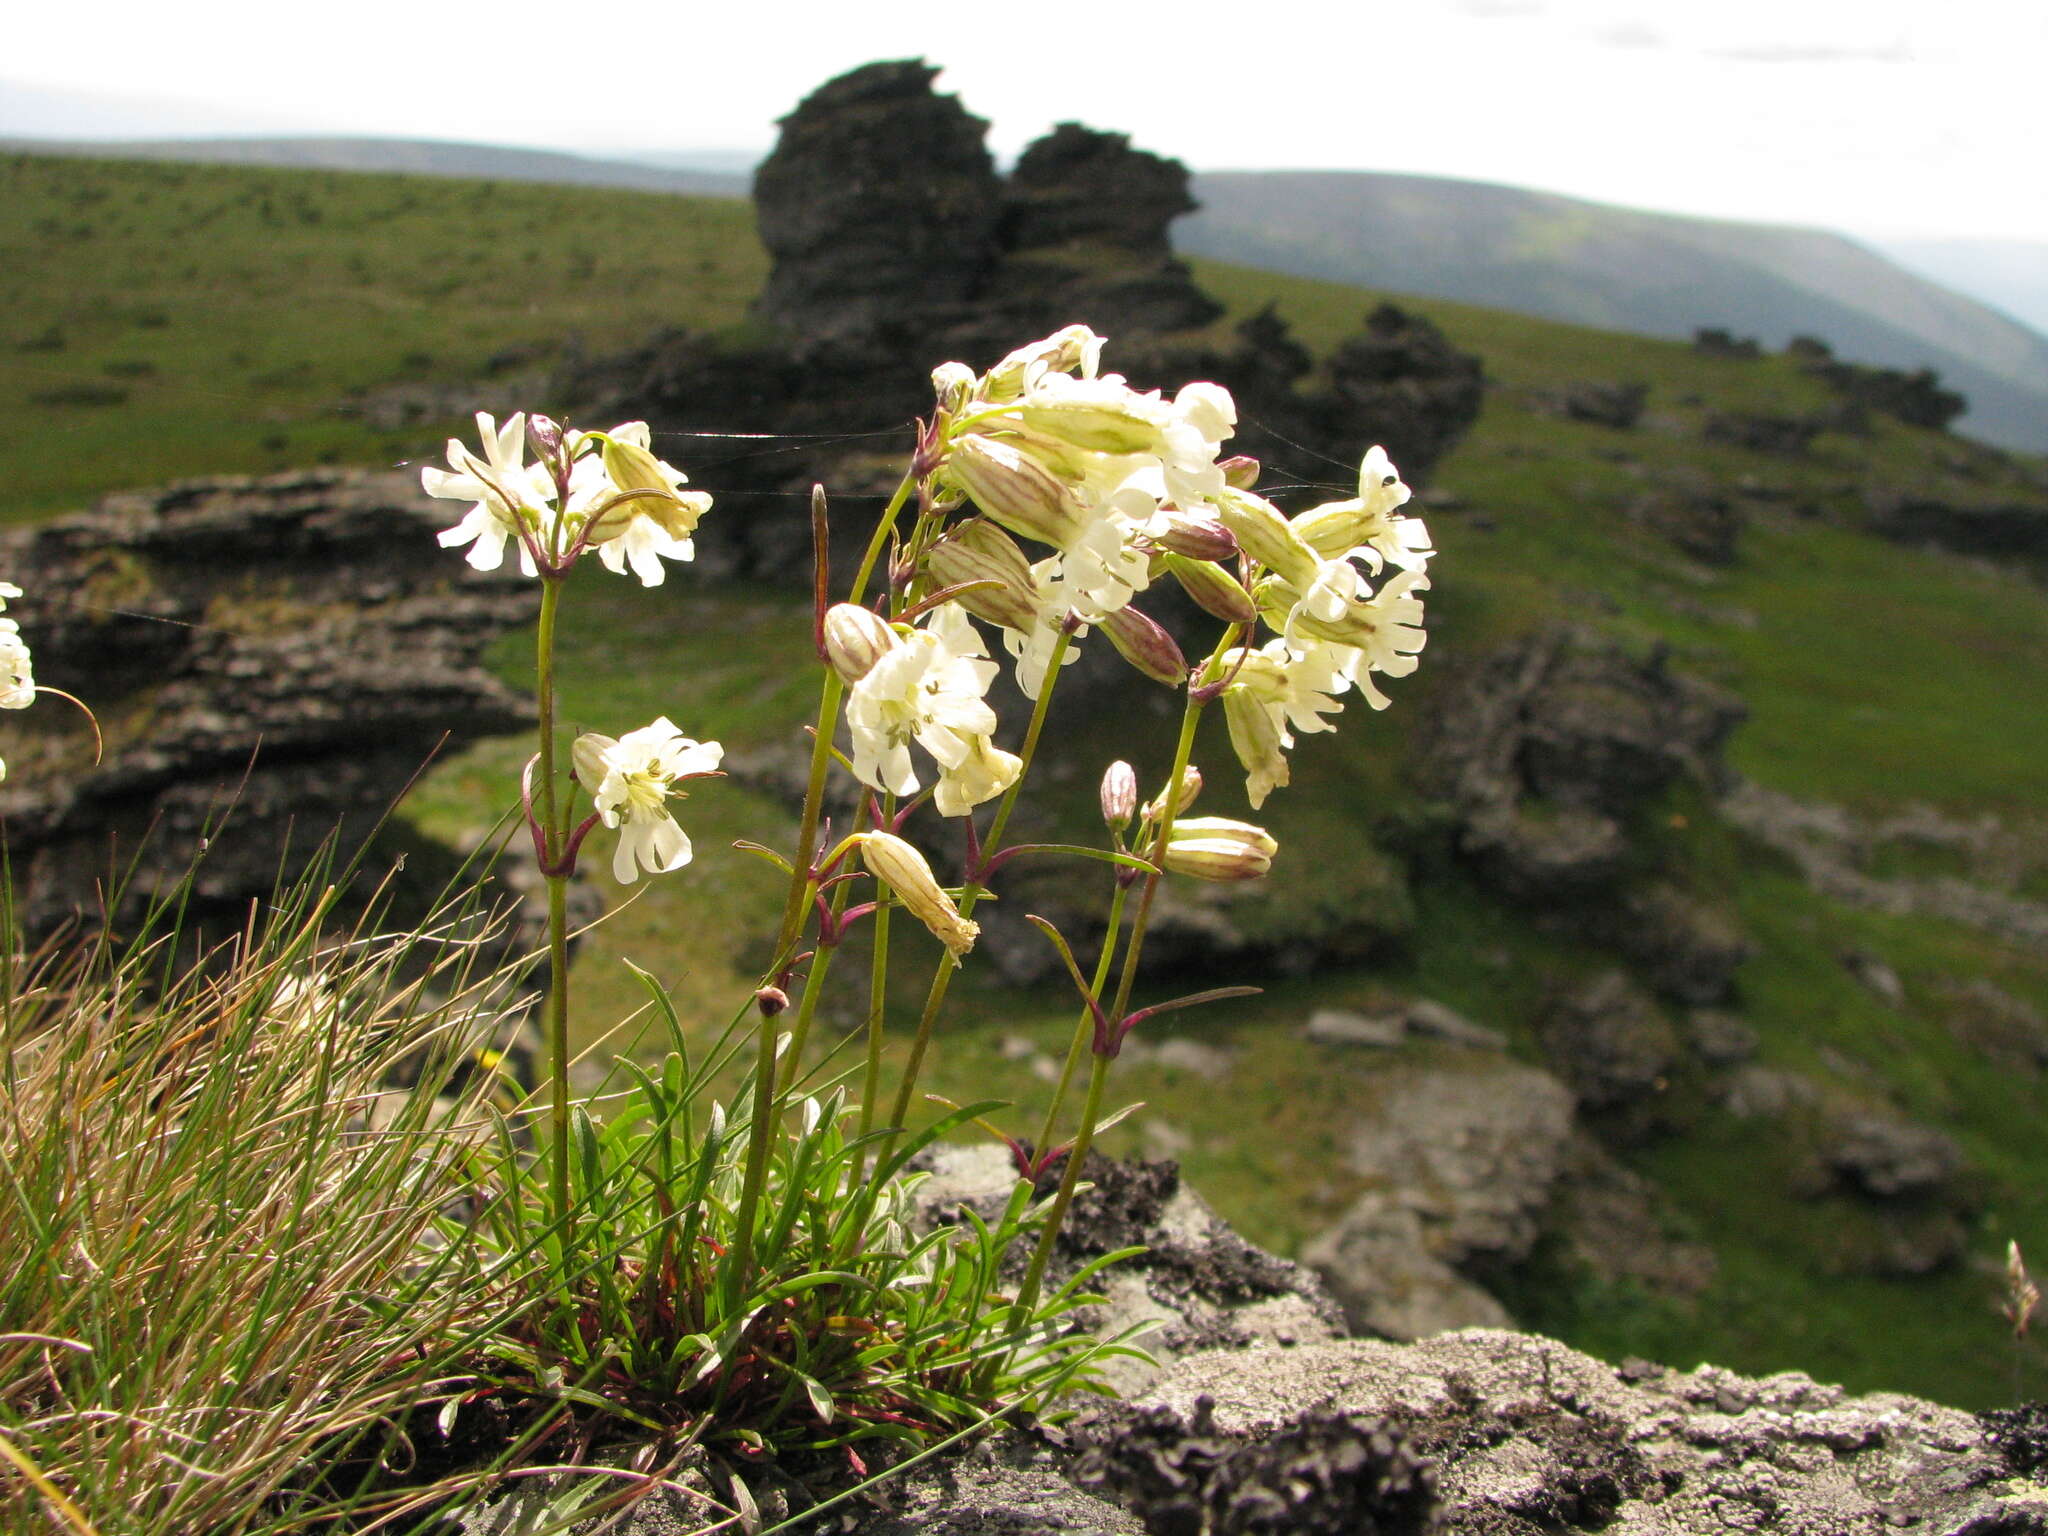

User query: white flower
[1221,641,1346,808]
[1291,446,1432,574]
[425,412,558,576]
[0,618,33,712]
[572,422,712,587]
[572,718,723,883]
[1288,570,1431,709]
[843,604,1007,811]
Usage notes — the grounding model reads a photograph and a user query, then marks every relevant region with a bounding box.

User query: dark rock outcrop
[1704,410,1823,456]
[1794,338,1969,432]
[752,60,1002,344]
[0,470,536,935]
[1691,327,1762,359]
[562,62,1485,587]
[1414,623,1746,903]
[1865,493,2048,561]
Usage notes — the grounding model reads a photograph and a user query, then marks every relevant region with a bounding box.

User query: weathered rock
[1943,979,2048,1073]
[1685,1008,1760,1068]
[1692,327,1763,359]
[1606,881,1752,1005]
[1415,622,1745,919]
[1303,1008,1409,1049]
[1403,998,1508,1050]
[1704,410,1823,455]
[1535,972,1683,1140]
[1721,780,2048,952]
[911,1145,1347,1398]
[1548,379,1648,429]
[1819,1112,1966,1200]
[1546,1130,1718,1298]
[1301,303,1487,483]
[1127,1331,2026,1535]
[752,60,1001,344]
[1627,480,1747,565]
[566,63,1485,594]
[1302,1055,1575,1338]
[1865,493,2048,561]
[0,469,536,935]
[1802,353,1968,432]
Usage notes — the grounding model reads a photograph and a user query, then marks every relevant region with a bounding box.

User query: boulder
[1865,493,2048,561]
[1704,410,1823,455]
[1549,379,1648,429]
[1627,480,1747,564]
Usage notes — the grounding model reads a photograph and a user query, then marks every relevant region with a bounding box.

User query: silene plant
[0,323,1434,1528]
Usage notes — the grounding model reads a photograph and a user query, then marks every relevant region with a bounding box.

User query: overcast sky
[4,0,2042,243]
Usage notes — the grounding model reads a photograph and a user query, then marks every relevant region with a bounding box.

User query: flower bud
[944,437,1089,550]
[1100,604,1187,687]
[924,520,1043,634]
[527,413,566,467]
[1141,765,1204,824]
[1216,489,1318,587]
[1163,552,1259,624]
[1148,508,1240,563]
[1100,760,1137,831]
[822,603,897,684]
[1218,455,1261,491]
[860,832,979,959]
[931,361,976,414]
[754,986,790,1017]
[1161,817,1277,882]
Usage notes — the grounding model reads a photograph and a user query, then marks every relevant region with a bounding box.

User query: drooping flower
[1281,570,1431,709]
[571,718,723,883]
[425,412,556,576]
[571,422,712,587]
[1220,641,1347,808]
[859,832,979,957]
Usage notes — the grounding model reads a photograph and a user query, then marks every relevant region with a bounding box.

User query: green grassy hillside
[8,151,2048,1410]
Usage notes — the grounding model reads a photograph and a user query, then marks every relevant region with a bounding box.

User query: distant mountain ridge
[1177,171,2048,452]
[9,133,2042,450]
[0,133,751,201]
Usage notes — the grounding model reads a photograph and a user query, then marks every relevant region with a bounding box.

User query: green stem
[533,575,573,1233]
[776,888,847,1095]
[1034,880,1128,1160]
[1014,1054,1109,1320]
[1015,625,1236,1322]
[873,632,1071,1172]
[737,466,917,1288]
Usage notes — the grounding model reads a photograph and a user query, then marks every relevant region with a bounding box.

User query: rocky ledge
[471,1149,2048,1534]
[0,468,537,935]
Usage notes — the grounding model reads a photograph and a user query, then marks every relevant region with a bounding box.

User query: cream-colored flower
[1221,641,1347,808]
[570,422,711,587]
[425,412,556,576]
[859,831,979,957]
[842,604,1005,809]
[1290,446,1432,574]
[1287,570,1431,709]
[572,718,723,883]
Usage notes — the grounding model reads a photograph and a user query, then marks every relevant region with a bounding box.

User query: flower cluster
[1215,444,1433,808]
[0,582,34,782]
[426,413,711,586]
[920,325,1241,700]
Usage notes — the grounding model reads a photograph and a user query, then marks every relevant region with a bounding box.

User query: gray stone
[1403,998,1508,1049]
[1304,1008,1408,1048]
[1685,1008,1760,1068]
[1302,1056,1575,1338]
